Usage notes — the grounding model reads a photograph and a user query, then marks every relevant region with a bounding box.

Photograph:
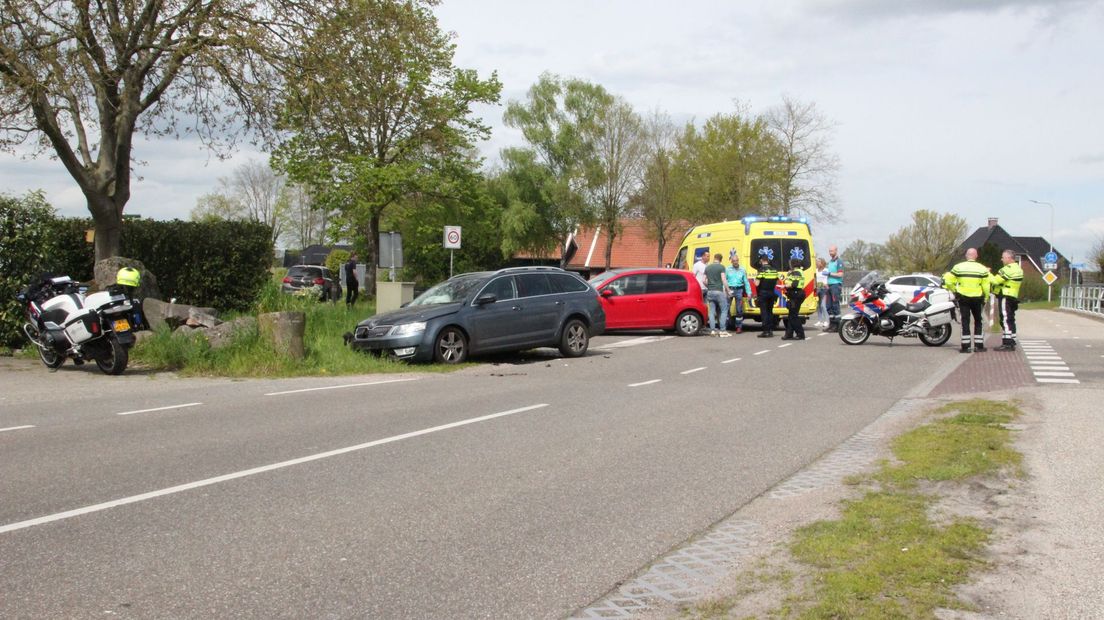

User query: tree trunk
[604,226,615,270]
[657,235,666,268]
[363,212,381,297]
[88,194,124,262]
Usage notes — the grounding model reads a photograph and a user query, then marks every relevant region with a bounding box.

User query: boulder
[143,298,219,331]
[258,311,306,360]
[187,307,221,328]
[93,257,161,301]
[205,316,256,350]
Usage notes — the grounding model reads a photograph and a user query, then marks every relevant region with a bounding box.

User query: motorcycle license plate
[113,318,131,332]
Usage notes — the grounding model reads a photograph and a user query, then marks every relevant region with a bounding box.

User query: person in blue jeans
[814,256,829,327]
[825,245,845,331]
[703,253,730,336]
[725,254,752,333]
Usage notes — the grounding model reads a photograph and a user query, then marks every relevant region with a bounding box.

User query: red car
[588,268,707,336]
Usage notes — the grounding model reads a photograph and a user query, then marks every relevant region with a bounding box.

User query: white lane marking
[1031,365,1070,371]
[722,358,742,364]
[599,336,674,349]
[1036,378,1080,384]
[778,343,793,348]
[754,350,771,356]
[265,377,419,396]
[629,379,661,387]
[1034,371,1076,377]
[817,332,830,337]
[116,403,202,417]
[681,367,706,375]
[0,403,549,535]
[0,425,35,433]
[1025,356,1061,360]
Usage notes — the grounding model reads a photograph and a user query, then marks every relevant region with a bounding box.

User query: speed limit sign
[443,225,462,249]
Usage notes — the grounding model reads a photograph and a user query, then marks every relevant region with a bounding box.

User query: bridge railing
[1060,285,1104,317]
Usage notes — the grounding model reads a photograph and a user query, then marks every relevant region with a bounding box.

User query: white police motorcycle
[838,271,955,346]
[15,270,146,374]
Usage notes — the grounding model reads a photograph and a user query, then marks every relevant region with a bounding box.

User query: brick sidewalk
[927,335,1035,396]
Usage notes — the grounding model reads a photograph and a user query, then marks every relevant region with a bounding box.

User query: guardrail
[1060,285,1104,317]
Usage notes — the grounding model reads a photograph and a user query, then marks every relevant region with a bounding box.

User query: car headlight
[389,322,427,337]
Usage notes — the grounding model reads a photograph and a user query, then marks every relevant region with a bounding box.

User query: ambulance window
[694,247,711,263]
[673,247,688,270]
[750,239,783,271]
[781,239,811,269]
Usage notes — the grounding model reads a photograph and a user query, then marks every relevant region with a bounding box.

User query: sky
[2,0,1103,266]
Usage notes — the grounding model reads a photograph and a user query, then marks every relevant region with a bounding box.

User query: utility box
[376,281,415,314]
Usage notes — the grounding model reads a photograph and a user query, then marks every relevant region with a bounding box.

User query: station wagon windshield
[409,276,485,306]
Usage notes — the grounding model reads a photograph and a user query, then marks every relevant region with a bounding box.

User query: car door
[467,276,523,351]
[645,273,690,327]
[598,273,648,329]
[514,273,562,344]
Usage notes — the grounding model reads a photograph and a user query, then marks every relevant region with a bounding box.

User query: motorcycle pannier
[927,302,956,327]
[64,309,100,344]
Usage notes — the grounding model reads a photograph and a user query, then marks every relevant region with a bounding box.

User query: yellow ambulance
[672,216,819,324]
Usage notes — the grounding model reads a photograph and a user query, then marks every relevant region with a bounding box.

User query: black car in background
[350,267,606,363]
[281,265,342,301]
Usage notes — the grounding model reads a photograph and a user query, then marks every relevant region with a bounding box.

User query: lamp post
[1029,199,1055,301]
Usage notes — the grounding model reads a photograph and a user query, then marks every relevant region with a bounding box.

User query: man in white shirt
[692,252,709,300]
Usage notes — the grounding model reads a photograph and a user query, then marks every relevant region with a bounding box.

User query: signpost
[443,226,462,277]
[1042,251,1059,301]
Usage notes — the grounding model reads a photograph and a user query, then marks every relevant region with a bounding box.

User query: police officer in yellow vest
[944,248,991,353]
[754,254,780,338]
[781,258,807,340]
[991,249,1024,351]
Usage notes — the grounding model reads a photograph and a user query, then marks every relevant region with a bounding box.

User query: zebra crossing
[1020,340,1080,384]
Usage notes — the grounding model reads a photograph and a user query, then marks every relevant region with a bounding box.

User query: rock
[258,311,306,360]
[142,298,219,331]
[93,257,161,301]
[187,307,221,328]
[206,316,256,350]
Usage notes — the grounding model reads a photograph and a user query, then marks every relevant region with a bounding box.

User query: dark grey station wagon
[351,267,606,363]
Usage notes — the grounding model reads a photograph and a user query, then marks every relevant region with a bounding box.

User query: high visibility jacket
[784,269,805,297]
[755,267,779,294]
[947,260,990,299]
[991,262,1024,299]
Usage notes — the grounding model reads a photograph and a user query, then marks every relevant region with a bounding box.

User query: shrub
[0,191,57,347]
[325,249,351,278]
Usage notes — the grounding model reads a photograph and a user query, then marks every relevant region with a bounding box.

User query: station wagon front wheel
[433,327,468,364]
[559,319,589,358]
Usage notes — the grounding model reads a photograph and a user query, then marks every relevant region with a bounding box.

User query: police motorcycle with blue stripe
[15,268,148,375]
[838,271,955,346]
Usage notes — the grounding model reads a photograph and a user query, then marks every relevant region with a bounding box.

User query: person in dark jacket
[344,253,359,307]
[781,258,807,341]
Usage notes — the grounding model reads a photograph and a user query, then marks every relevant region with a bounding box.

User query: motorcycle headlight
[389,322,426,337]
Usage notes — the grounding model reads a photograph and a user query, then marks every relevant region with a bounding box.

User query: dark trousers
[759,292,776,333]
[346,282,359,306]
[997,295,1018,346]
[785,292,806,338]
[958,297,985,350]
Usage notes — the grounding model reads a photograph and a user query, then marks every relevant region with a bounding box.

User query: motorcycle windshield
[855,271,881,291]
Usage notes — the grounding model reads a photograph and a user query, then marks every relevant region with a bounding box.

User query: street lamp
[1029,199,1056,301]
[1028,199,1054,255]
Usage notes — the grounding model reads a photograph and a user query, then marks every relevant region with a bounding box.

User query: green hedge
[2,197,273,347]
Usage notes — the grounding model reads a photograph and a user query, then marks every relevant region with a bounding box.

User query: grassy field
[130,279,461,377]
[685,399,1023,619]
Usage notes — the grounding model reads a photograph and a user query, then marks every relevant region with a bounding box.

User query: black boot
[960,345,971,353]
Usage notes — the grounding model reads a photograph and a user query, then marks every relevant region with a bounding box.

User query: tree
[882,210,968,274]
[188,160,287,244]
[765,95,841,223]
[0,0,293,261]
[1089,235,1104,274]
[592,98,646,269]
[277,183,330,250]
[191,193,246,223]
[636,110,689,267]
[500,74,611,264]
[841,239,886,272]
[274,0,500,295]
[677,109,782,223]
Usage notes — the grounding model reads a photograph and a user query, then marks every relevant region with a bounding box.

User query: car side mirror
[600,289,614,297]
[475,294,497,306]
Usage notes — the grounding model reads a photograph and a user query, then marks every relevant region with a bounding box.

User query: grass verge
[130,279,466,377]
[684,399,1022,619]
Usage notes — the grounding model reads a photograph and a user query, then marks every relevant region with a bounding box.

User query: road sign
[1042,270,1058,286]
[443,226,462,250]
[1043,262,1058,271]
[1044,251,1058,264]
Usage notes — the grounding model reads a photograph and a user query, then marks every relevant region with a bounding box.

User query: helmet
[116,267,141,287]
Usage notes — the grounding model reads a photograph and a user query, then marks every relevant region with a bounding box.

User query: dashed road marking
[264,377,419,396]
[629,379,661,387]
[116,403,202,416]
[0,425,35,433]
[721,358,742,364]
[754,350,771,356]
[681,367,707,375]
[1027,340,1079,384]
[778,343,792,348]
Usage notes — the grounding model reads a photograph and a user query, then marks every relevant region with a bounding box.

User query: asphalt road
[1,327,970,618]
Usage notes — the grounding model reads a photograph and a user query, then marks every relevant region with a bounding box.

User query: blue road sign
[1044,251,1058,264]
